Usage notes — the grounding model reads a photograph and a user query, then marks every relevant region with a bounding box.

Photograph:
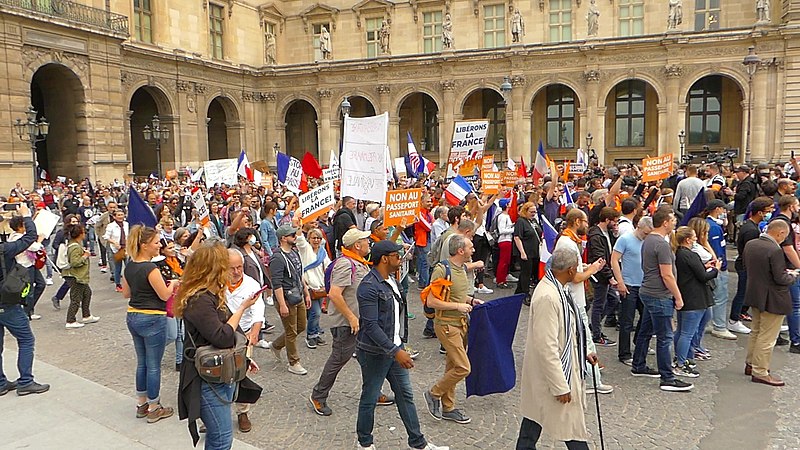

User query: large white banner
[203,158,238,188]
[341,113,388,203]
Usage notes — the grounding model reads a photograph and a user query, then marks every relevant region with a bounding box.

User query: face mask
[248,236,257,246]
[763,212,773,221]
[278,201,286,209]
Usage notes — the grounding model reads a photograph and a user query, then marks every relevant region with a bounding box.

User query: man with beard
[554,209,611,394]
[333,196,358,257]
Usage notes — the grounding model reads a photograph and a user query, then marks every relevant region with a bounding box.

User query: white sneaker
[265,341,282,361]
[255,339,270,349]
[781,325,789,332]
[727,320,751,334]
[288,363,308,375]
[357,444,376,450]
[711,328,738,340]
[29,314,42,320]
[45,278,53,285]
[586,383,614,395]
[412,443,450,450]
[100,267,108,273]
[475,286,493,294]
[65,322,85,329]
[506,274,519,282]
[81,315,101,324]
[265,295,274,306]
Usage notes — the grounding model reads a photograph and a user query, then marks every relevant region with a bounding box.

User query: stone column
[583,70,602,163]
[377,84,396,153]
[440,80,456,168]
[388,117,400,157]
[751,63,769,162]
[265,92,277,167]
[664,65,683,158]
[506,75,526,163]
[123,109,134,171]
[656,104,668,158]
[318,88,332,162]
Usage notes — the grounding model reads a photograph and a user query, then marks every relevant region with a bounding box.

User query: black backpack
[0,244,32,307]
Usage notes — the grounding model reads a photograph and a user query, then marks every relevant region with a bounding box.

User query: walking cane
[590,365,606,450]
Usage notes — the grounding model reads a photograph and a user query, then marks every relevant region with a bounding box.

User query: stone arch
[22,48,90,86]
[393,86,443,117]
[529,82,582,158]
[126,80,177,118]
[334,93,379,117]
[129,84,177,176]
[603,77,661,155]
[681,72,745,155]
[599,72,664,108]
[284,98,320,160]
[397,91,440,155]
[456,83,504,114]
[525,78,586,115]
[277,93,321,122]
[680,67,748,103]
[206,94,243,160]
[204,93,241,123]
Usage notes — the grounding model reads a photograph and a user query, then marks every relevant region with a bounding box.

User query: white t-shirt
[386,277,403,346]
[225,274,266,332]
[555,235,587,309]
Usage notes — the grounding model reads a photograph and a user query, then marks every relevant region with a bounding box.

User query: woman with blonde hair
[296,224,330,349]
[122,225,180,424]
[176,242,259,450]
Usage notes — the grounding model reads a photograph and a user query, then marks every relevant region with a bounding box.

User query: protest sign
[190,187,210,227]
[384,188,422,227]
[283,156,304,194]
[299,182,335,224]
[203,158,237,188]
[166,169,179,180]
[482,155,494,172]
[322,167,339,183]
[642,154,673,182]
[481,171,502,194]
[341,113,389,203]
[394,157,407,178]
[260,174,274,191]
[33,208,59,238]
[568,162,586,174]
[502,170,518,187]
[446,120,489,182]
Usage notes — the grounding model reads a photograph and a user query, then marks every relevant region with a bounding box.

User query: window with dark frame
[694,0,720,31]
[687,77,722,145]
[615,80,646,147]
[423,95,439,153]
[423,11,443,53]
[484,91,506,151]
[546,85,575,149]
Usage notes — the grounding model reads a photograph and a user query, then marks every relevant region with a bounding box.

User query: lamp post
[678,129,686,162]
[273,142,280,155]
[13,106,49,187]
[142,114,169,178]
[341,97,351,118]
[500,76,513,160]
[586,132,597,164]
[743,46,761,164]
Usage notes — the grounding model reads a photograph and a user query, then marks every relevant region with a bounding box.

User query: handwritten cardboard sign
[190,187,210,227]
[642,154,673,182]
[383,188,422,227]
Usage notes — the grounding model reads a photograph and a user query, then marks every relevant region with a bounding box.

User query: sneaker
[263,322,276,333]
[631,367,661,378]
[496,282,510,289]
[711,328,738,340]
[100,266,108,273]
[376,394,395,406]
[0,380,18,396]
[146,405,174,423]
[315,336,327,346]
[309,395,333,416]
[686,359,697,369]
[741,313,753,322]
[673,363,700,378]
[266,342,282,361]
[476,286,494,294]
[586,383,614,394]
[412,444,450,450]
[81,315,100,324]
[620,358,633,366]
[51,295,60,310]
[506,274,519,282]
[423,390,442,420]
[407,311,416,320]
[405,345,420,360]
[288,363,308,375]
[115,285,123,293]
[441,408,471,424]
[265,296,274,306]
[422,328,436,339]
[255,339,270,349]
[306,337,318,349]
[439,345,446,354]
[777,335,790,346]
[29,314,42,320]
[728,320,751,334]
[45,277,53,285]
[659,378,694,392]
[781,324,789,332]
[17,381,50,396]
[65,322,85,329]
[136,403,149,418]
[694,352,711,361]
[790,343,800,354]
[593,336,616,347]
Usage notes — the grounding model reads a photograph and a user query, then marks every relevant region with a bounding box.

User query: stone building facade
[0,0,796,190]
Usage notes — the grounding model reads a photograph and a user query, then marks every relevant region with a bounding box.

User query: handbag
[184,329,249,385]
[309,288,327,300]
[279,251,304,306]
[114,248,126,262]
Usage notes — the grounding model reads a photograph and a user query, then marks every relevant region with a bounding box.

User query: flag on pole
[533,141,548,184]
[507,158,516,171]
[301,152,323,179]
[517,156,528,179]
[407,132,424,176]
[505,189,518,223]
[190,167,204,183]
[538,212,558,277]
[444,175,473,205]
[423,157,436,175]
[237,149,254,182]
[127,186,157,228]
[563,183,575,205]
[679,187,708,227]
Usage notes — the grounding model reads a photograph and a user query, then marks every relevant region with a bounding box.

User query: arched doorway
[398,92,439,158]
[207,96,241,160]
[685,75,743,157]
[30,64,86,180]
[530,84,580,161]
[129,86,173,176]
[285,100,319,160]
[604,79,659,162]
[462,88,505,160]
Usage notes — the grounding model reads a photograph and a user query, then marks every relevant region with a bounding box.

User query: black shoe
[660,378,694,392]
[17,381,50,396]
[175,363,181,372]
[777,336,790,346]
[593,336,617,347]
[604,317,618,328]
[790,343,800,354]
[306,337,318,349]
[522,296,531,306]
[422,329,436,339]
[51,295,61,311]
[631,367,660,378]
[0,380,17,396]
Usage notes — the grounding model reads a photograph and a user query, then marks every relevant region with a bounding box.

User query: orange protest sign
[642,154,673,182]
[481,170,502,194]
[482,155,495,172]
[166,169,178,180]
[384,188,422,227]
[502,170,518,187]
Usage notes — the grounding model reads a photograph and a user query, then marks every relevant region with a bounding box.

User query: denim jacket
[356,268,408,357]
[259,218,278,256]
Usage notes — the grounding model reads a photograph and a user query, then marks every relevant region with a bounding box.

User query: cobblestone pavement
[8,265,799,450]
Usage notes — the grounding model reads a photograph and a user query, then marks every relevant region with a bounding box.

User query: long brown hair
[173,242,230,318]
[686,217,714,255]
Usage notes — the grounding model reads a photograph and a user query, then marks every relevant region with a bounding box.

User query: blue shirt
[612,231,645,287]
[705,217,727,271]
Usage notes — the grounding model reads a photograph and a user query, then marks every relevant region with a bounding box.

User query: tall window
[209,4,224,59]
[549,0,572,42]
[484,5,505,48]
[484,91,506,151]
[546,85,575,149]
[615,80,646,147]
[133,0,153,43]
[423,95,439,153]
[313,23,331,61]
[365,18,381,58]
[694,0,720,31]
[618,0,644,36]
[688,77,722,145]
[423,11,443,53]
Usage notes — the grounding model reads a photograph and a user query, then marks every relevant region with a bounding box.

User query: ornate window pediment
[409,0,450,22]
[352,0,395,27]
[300,3,340,32]
[259,3,286,32]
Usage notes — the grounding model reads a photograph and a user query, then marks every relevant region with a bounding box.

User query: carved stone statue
[586,0,600,37]
[510,9,525,42]
[319,25,332,60]
[265,32,276,65]
[442,13,454,49]
[756,0,771,23]
[379,19,390,54]
[667,0,683,29]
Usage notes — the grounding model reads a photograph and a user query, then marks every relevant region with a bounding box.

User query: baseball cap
[734,164,751,173]
[370,240,402,262]
[705,199,731,211]
[276,223,298,238]
[342,229,370,246]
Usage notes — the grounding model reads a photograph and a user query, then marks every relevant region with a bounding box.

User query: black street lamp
[341,97,351,117]
[142,115,169,177]
[743,46,761,164]
[678,129,686,162]
[13,106,49,186]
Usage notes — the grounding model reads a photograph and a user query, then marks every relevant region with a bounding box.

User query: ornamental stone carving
[440,80,456,91]
[376,84,391,94]
[318,88,332,98]
[176,80,192,92]
[194,83,208,94]
[511,75,526,87]
[583,69,600,82]
[664,64,683,78]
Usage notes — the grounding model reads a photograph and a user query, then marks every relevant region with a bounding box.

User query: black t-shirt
[125,261,165,311]
[735,220,761,271]
[770,214,796,269]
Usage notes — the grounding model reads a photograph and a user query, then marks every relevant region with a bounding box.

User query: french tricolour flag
[538,212,558,277]
[237,149,254,182]
[445,175,473,205]
[533,141,548,185]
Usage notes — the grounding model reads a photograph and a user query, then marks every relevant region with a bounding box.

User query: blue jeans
[731,270,748,322]
[165,317,184,365]
[113,257,126,287]
[84,227,96,254]
[356,350,426,449]
[789,278,800,345]
[126,312,167,404]
[590,281,619,340]
[692,308,712,354]
[634,294,676,381]
[0,304,36,387]
[618,285,643,362]
[415,245,430,289]
[711,271,729,330]
[673,309,706,365]
[200,381,235,450]
[307,299,323,339]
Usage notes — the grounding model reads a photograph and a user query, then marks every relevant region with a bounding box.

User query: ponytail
[126,225,158,260]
